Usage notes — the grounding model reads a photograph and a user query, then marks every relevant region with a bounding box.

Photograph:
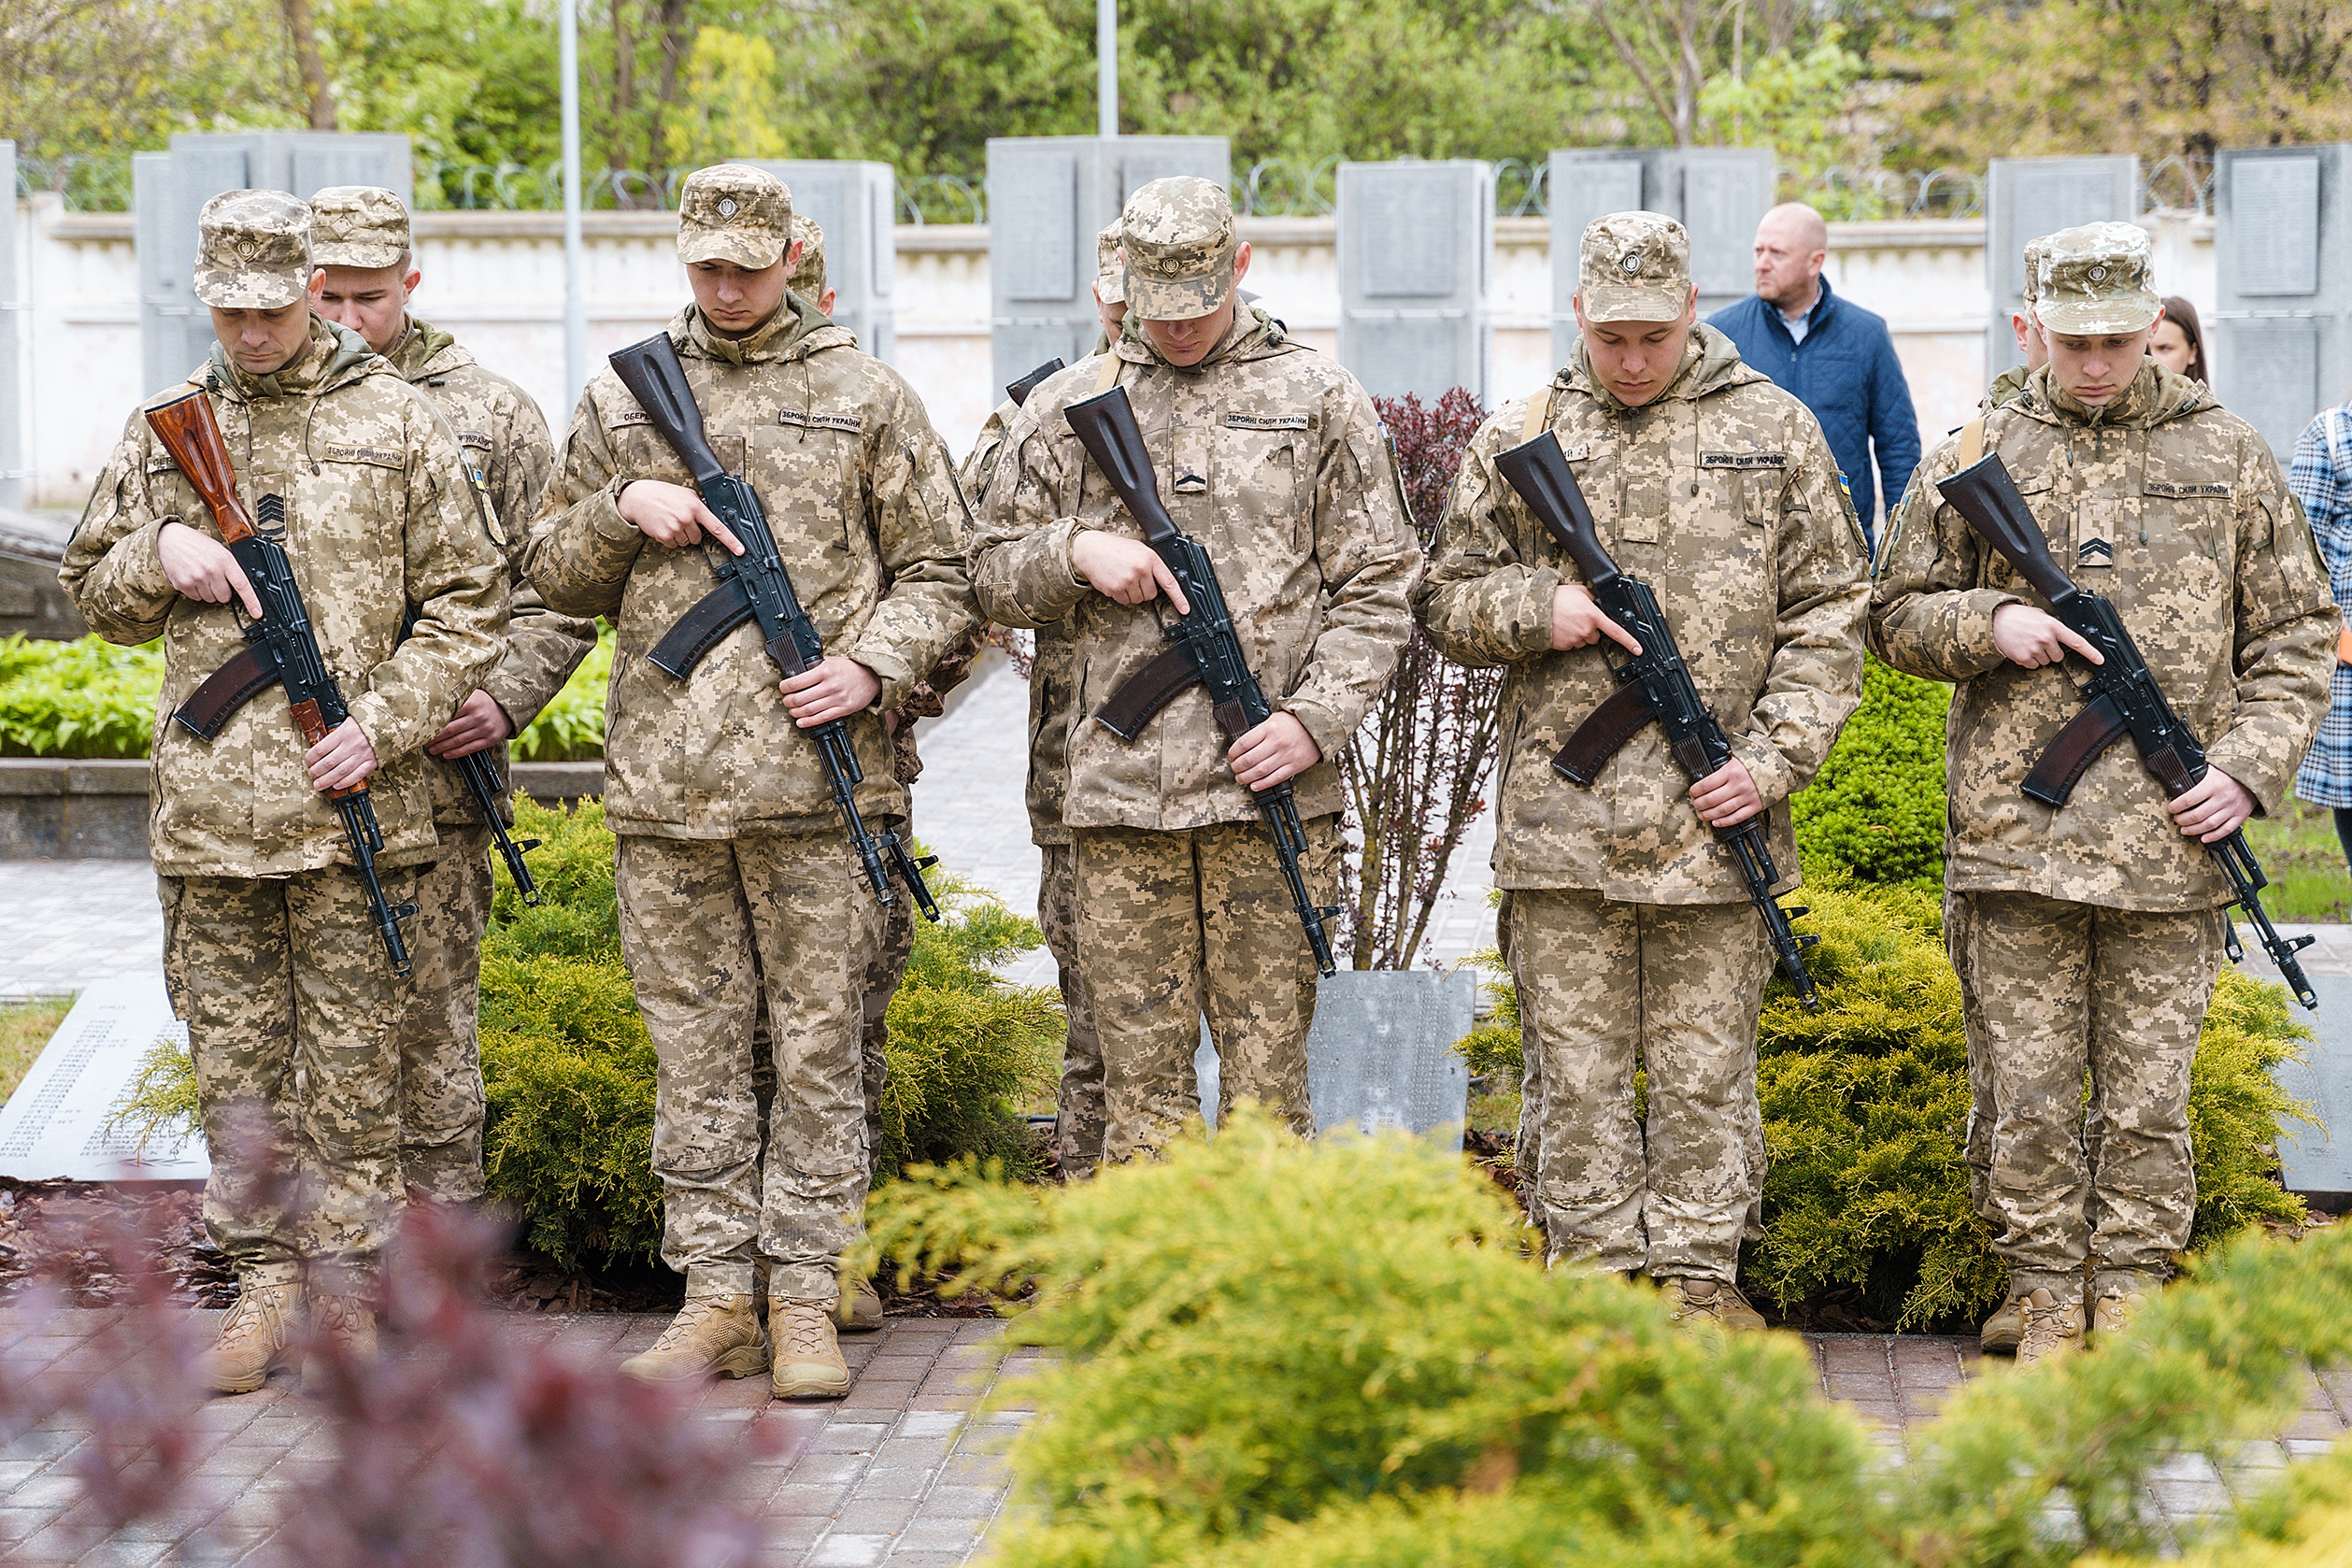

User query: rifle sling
[649,580,757,679]
[2022,690,2131,807]
[1550,679,1659,787]
[1093,643,1203,741]
[172,644,280,741]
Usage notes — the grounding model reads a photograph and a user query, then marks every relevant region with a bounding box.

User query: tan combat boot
[195,1281,302,1395]
[2090,1274,2158,1340]
[835,1276,884,1333]
[303,1293,379,1387]
[770,1299,851,1400]
[620,1294,770,1384]
[2012,1288,2085,1366]
[1663,1276,1767,1332]
[1979,1290,2029,1355]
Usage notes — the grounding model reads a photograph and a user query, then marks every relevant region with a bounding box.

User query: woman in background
[2290,396,2352,873]
[2150,295,2209,384]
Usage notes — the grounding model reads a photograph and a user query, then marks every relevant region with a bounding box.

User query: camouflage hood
[1112,303,1298,374]
[2017,359,2210,434]
[207,315,382,402]
[390,316,470,381]
[1563,321,1762,413]
[677,292,854,368]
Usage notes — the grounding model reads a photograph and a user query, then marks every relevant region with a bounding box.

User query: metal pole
[1096,0,1117,138]
[560,0,587,410]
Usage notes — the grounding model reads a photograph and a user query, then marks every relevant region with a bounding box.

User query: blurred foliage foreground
[111,798,1063,1268]
[873,1119,2352,1568]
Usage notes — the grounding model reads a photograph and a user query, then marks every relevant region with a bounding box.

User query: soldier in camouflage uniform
[970,178,1419,1162]
[1979,235,2052,418]
[308,185,598,1206]
[1418,212,1869,1329]
[524,166,978,1398]
[59,191,506,1391]
[960,221,1126,1175]
[1873,222,2334,1363]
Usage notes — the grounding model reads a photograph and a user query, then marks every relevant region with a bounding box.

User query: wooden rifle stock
[145,391,256,547]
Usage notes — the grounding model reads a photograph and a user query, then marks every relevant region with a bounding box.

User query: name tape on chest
[457,429,493,451]
[322,442,406,471]
[779,409,865,435]
[2145,480,2232,499]
[1224,413,1313,433]
[1699,451,1789,470]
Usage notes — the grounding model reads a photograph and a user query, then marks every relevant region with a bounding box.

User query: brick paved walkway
[0,1311,2343,1565]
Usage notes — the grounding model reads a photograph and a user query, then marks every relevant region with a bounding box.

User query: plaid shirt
[2291,404,2352,808]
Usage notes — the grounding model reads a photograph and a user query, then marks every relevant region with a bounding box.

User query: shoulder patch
[779,409,865,435]
[2145,480,2232,499]
[1225,412,1313,433]
[1699,451,1789,470]
[322,442,406,471]
[457,429,493,450]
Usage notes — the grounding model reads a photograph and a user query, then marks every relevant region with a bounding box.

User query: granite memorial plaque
[1676,150,1775,305]
[1194,970,1475,1147]
[1985,155,2137,375]
[0,978,207,1182]
[742,160,898,362]
[994,149,1078,303]
[2230,155,2322,298]
[2227,317,2323,456]
[1337,160,1490,402]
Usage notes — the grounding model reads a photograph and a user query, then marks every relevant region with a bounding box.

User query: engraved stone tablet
[1550,157,1645,249]
[2274,974,2352,1199]
[996,150,1078,302]
[1119,148,1216,202]
[1680,156,1771,297]
[1346,316,1466,403]
[2224,319,2322,456]
[0,978,207,1182]
[1194,970,1475,1147]
[1356,167,1459,298]
[2231,156,2322,297]
[2004,166,2127,299]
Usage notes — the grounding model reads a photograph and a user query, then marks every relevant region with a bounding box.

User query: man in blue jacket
[1708,204,1919,550]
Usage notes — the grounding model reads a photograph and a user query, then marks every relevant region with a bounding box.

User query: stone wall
[7,195,2217,516]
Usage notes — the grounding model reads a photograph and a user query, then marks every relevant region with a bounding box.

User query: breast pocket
[1219,411,1311,549]
[2133,472,2232,607]
[752,415,864,637]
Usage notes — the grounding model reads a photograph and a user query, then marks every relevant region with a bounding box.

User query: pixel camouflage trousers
[161,866,417,1290]
[1072,816,1337,1162]
[616,831,881,1305]
[1504,889,1769,1282]
[1035,842,1105,1173]
[392,825,493,1204]
[1952,890,2220,1300]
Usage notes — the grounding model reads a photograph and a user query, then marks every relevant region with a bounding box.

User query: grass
[0,996,72,1105]
[2243,798,2351,923]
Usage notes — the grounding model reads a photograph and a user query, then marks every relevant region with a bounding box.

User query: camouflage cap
[786,213,827,299]
[1121,178,1235,321]
[677,164,791,270]
[193,189,314,310]
[2018,235,2050,306]
[308,185,410,270]
[2034,221,2160,336]
[1094,221,1125,306]
[1577,211,1693,323]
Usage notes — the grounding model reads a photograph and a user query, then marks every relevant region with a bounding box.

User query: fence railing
[11,149,2216,226]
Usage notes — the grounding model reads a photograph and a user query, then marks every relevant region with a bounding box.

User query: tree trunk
[650,0,692,176]
[280,0,335,130]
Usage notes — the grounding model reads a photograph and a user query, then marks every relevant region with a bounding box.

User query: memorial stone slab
[137,132,412,393]
[1337,160,1491,404]
[2216,144,2352,458]
[741,160,897,363]
[1547,148,1774,367]
[2232,930,2352,1204]
[0,977,207,1182]
[983,135,1228,394]
[1,140,21,514]
[1193,969,1475,1147]
[1984,155,2138,377]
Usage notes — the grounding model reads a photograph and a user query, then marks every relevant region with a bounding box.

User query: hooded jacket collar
[1564,321,1762,413]
[678,292,851,368]
[389,316,470,381]
[1113,303,1297,374]
[2020,358,2208,433]
[209,315,379,403]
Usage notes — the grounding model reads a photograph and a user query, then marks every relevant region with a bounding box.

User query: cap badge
[2087,264,2108,283]
[235,239,261,261]
[716,197,738,219]
[1619,251,1643,276]
[330,215,353,236]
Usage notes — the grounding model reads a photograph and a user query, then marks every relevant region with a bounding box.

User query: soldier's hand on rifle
[157,520,264,619]
[618,478,745,555]
[1992,603,2103,670]
[1229,711,1320,791]
[1689,756,1763,828]
[2169,766,2257,844]
[780,655,881,727]
[1072,531,1190,613]
[427,689,513,761]
[1550,582,1642,656]
[306,717,380,792]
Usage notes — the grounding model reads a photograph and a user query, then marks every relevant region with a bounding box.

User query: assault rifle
[1935,451,2318,1009]
[154,389,421,976]
[609,332,938,921]
[1067,384,1341,976]
[397,606,543,906]
[1005,357,1065,407]
[1492,430,1823,1010]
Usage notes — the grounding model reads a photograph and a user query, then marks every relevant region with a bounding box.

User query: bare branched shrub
[1336,390,1501,969]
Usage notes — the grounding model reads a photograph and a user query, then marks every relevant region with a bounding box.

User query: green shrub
[872,1122,2352,1567]
[1790,653,1950,890]
[1453,878,2313,1328]
[0,634,163,758]
[511,626,612,762]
